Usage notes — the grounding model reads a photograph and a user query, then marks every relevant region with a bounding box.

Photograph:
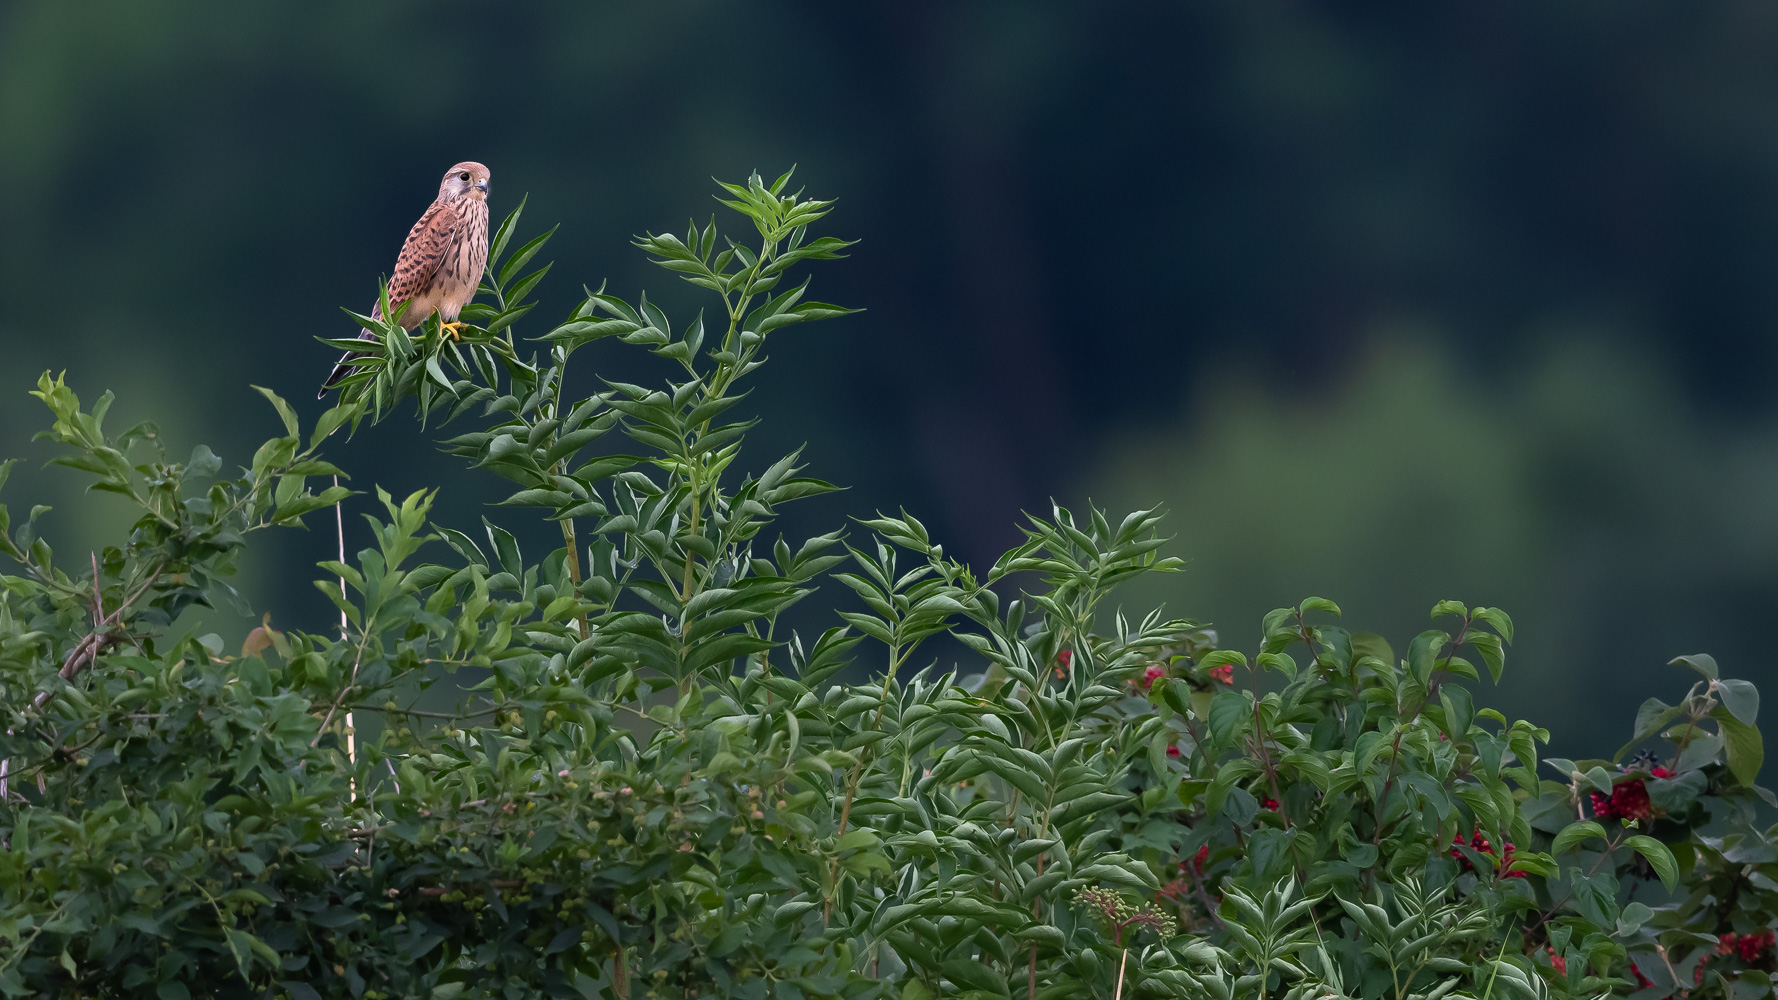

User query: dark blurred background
[3,2,1776,755]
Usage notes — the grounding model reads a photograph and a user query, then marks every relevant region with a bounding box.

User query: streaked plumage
[320,161,492,396]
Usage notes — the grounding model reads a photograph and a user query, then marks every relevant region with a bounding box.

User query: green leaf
[939,958,1008,996]
[1676,734,1723,773]
[487,193,529,270]
[1208,692,1250,748]
[1711,705,1764,787]
[1467,632,1505,684]
[1257,650,1296,679]
[1439,684,1475,738]
[497,225,557,288]
[1408,629,1449,684]
[1552,820,1607,855]
[1624,835,1678,891]
[835,829,879,852]
[311,399,361,448]
[1617,697,1686,762]
[1717,678,1759,726]
[1199,650,1248,671]
[186,444,222,479]
[1671,653,1718,680]
[1472,606,1515,644]
[901,980,934,1000]
[1542,757,1579,779]
[541,317,638,348]
[1647,769,1707,813]
[1617,901,1654,935]
[252,385,299,436]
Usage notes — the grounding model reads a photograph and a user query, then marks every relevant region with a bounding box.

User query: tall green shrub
[1,172,1771,1000]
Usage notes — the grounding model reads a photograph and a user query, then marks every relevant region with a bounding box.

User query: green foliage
[2,172,1774,1000]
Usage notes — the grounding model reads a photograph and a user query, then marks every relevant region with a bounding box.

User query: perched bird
[319,161,492,396]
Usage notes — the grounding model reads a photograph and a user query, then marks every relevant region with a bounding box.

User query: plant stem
[547,347,591,640]
[825,644,908,922]
[560,516,587,637]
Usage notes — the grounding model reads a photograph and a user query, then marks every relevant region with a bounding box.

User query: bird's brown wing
[377,199,466,324]
[320,200,466,396]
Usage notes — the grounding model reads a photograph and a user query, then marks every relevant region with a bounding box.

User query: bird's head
[439,162,491,202]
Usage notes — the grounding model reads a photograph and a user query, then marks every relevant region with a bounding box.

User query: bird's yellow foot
[439,321,468,341]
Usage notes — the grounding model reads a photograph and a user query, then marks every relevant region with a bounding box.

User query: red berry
[1209,664,1234,684]
[1737,930,1775,963]
[1591,779,1655,822]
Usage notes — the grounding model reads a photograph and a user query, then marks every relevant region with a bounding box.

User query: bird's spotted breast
[438,197,490,321]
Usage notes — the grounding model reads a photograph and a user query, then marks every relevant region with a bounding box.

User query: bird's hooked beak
[474,178,489,196]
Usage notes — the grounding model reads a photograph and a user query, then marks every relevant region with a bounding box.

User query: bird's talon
[440,321,467,341]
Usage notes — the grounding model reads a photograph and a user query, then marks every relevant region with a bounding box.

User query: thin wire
[335,475,355,768]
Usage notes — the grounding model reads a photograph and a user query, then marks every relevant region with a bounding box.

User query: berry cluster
[1450,830,1528,878]
[1209,663,1234,684]
[1717,930,1776,964]
[1589,766,1674,822]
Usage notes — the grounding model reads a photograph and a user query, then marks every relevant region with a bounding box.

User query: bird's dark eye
[459,172,470,181]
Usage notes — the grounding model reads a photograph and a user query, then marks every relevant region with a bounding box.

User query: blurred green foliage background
[3,2,1776,754]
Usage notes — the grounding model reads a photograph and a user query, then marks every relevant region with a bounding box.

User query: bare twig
[309,649,365,750]
[31,568,162,711]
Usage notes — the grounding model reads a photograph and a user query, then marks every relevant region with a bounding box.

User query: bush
[0,171,1771,1000]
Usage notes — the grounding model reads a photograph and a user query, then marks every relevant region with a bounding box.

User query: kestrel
[319,161,492,396]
